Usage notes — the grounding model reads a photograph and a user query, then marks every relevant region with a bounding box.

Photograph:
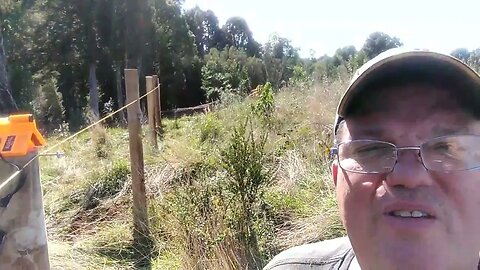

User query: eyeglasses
[330,135,480,174]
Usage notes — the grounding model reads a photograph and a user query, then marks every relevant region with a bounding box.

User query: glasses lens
[338,140,396,173]
[422,135,480,171]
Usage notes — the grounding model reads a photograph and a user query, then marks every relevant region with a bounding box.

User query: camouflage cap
[333,47,480,135]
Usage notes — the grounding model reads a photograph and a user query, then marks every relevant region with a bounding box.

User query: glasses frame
[330,135,480,174]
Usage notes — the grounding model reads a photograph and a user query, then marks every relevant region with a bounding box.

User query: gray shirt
[263,237,356,270]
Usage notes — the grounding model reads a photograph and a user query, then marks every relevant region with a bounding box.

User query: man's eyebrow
[349,127,386,139]
[431,126,469,136]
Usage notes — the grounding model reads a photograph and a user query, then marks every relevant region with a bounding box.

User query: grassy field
[41,80,348,269]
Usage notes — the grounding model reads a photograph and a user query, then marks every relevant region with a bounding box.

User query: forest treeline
[1,0,479,131]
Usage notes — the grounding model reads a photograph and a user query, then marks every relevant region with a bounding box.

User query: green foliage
[9,64,35,111]
[220,117,273,267]
[245,56,266,89]
[0,0,426,134]
[289,65,311,88]
[265,190,308,216]
[31,71,67,134]
[310,49,367,84]
[83,161,130,210]
[185,7,224,56]
[157,164,230,267]
[41,82,352,268]
[221,118,271,204]
[451,48,470,62]
[333,46,357,65]
[150,0,202,108]
[223,17,260,57]
[263,34,300,89]
[252,82,275,124]
[92,125,110,159]
[199,113,222,143]
[201,47,256,100]
[450,48,480,73]
[153,116,276,268]
[467,49,480,72]
[361,31,403,60]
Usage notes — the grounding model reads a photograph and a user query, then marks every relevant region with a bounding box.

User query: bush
[220,117,273,268]
[152,117,275,269]
[83,161,130,210]
[152,162,240,269]
[91,125,110,159]
[202,47,265,101]
[199,113,222,143]
[251,82,275,125]
[289,65,312,89]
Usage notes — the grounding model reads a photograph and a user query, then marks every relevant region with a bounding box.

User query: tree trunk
[0,27,17,114]
[115,62,126,124]
[88,62,99,121]
[125,0,147,70]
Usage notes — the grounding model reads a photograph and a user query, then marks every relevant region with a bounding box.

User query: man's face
[333,84,480,270]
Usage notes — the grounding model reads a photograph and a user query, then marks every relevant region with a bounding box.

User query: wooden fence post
[145,76,157,149]
[153,75,161,133]
[124,69,149,247]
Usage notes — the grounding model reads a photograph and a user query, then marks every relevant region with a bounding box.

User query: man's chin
[368,241,447,270]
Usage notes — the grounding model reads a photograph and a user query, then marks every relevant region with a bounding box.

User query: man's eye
[355,145,389,154]
[432,142,452,153]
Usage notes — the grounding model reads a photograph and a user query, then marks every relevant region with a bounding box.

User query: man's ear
[332,161,338,187]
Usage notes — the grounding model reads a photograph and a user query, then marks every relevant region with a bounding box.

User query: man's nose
[385,149,434,188]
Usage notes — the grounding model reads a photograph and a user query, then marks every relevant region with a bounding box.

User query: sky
[182,0,480,58]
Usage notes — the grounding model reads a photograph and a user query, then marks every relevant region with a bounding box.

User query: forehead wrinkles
[339,90,475,142]
[372,84,461,113]
[347,84,460,118]
[343,109,475,142]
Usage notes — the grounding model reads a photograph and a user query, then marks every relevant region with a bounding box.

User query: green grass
[42,81,348,269]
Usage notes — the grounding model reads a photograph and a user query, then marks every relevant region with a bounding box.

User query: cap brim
[334,48,480,134]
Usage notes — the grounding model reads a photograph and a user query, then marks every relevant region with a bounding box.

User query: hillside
[42,81,347,269]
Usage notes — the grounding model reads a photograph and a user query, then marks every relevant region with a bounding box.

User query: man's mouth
[388,210,434,219]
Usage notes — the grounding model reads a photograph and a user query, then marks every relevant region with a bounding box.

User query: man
[263,48,480,270]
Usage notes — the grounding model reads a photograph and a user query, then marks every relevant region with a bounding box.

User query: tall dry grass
[42,78,350,269]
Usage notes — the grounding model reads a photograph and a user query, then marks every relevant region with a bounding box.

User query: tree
[125,0,148,69]
[35,0,90,129]
[467,48,480,72]
[262,34,299,89]
[185,7,224,56]
[95,0,128,123]
[0,25,18,113]
[150,0,201,108]
[0,1,23,113]
[201,47,252,100]
[451,48,470,63]
[361,32,403,60]
[333,46,357,66]
[78,0,100,120]
[222,17,260,57]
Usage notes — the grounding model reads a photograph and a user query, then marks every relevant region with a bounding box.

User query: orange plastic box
[0,114,46,157]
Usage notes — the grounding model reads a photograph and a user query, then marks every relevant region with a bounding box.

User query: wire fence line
[0,82,161,193]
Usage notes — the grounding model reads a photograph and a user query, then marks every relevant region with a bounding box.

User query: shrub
[202,47,263,101]
[220,117,273,268]
[83,161,130,210]
[199,113,222,143]
[251,82,275,125]
[91,125,110,159]
[289,65,312,89]
[153,118,275,269]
